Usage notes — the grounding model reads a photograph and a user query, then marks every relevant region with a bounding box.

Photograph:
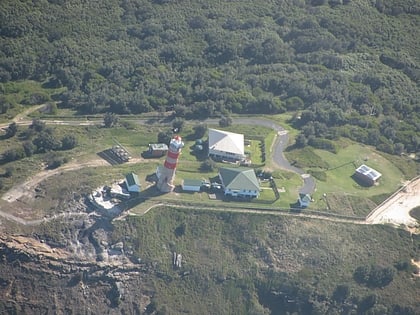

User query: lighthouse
[156,135,184,192]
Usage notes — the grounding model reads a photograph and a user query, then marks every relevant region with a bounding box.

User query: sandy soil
[1,159,109,203]
[366,177,420,228]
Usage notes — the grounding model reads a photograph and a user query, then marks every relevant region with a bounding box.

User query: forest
[0,1,420,314]
[0,0,419,156]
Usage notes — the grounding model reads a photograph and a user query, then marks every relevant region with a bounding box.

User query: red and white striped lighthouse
[156,135,184,192]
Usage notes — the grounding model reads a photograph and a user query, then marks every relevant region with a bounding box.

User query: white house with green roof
[125,172,141,193]
[218,167,260,198]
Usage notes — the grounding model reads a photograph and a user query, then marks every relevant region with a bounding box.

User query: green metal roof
[219,167,259,191]
[125,172,140,187]
[183,179,203,187]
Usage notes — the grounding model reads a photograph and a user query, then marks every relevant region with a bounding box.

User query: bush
[308,170,327,181]
[200,159,216,172]
[45,153,68,169]
[308,137,338,153]
[5,122,18,138]
[354,265,395,288]
[193,124,207,139]
[61,135,77,150]
[219,116,232,127]
[1,147,26,163]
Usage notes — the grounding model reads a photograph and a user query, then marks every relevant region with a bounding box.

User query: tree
[5,122,17,138]
[157,131,172,145]
[358,294,377,313]
[30,119,46,132]
[332,284,350,303]
[193,124,207,139]
[1,147,26,163]
[174,223,186,237]
[285,96,304,111]
[61,134,78,150]
[200,158,216,172]
[103,112,119,128]
[0,96,11,114]
[33,132,62,153]
[4,166,14,177]
[45,152,68,169]
[394,142,404,155]
[219,115,232,127]
[23,141,35,157]
[172,118,185,133]
[295,133,308,148]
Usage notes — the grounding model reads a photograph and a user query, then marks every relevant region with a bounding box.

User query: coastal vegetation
[0,0,419,314]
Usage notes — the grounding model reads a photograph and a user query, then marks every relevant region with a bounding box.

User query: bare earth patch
[366,177,420,229]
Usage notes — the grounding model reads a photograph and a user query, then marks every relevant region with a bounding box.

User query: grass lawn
[0,80,65,123]
[284,141,407,214]
[0,109,415,219]
[314,144,404,197]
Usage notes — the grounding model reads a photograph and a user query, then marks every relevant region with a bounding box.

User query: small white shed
[125,172,141,193]
[182,179,202,192]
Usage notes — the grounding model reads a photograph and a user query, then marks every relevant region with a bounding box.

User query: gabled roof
[208,129,244,156]
[299,193,311,204]
[355,164,382,181]
[125,172,140,187]
[219,167,259,191]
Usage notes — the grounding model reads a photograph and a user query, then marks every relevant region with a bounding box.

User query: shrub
[61,135,78,150]
[308,137,338,153]
[1,147,26,163]
[354,265,395,288]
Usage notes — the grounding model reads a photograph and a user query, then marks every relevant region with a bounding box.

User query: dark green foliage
[358,294,377,313]
[23,141,36,157]
[192,124,207,139]
[44,152,68,169]
[1,146,26,163]
[33,131,62,153]
[172,118,185,133]
[0,0,419,159]
[61,135,77,150]
[174,222,186,237]
[200,158,216,172]
[308,137,338,153]
[354,265,395,288]
[4,166,14,178]
[5,122,17,138]
[103,113,119,128]
[157,130,172,145]
[30,119,46,133]
[332,284,350,303]
[219,116,233,127]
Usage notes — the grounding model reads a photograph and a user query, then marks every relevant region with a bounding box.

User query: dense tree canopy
[0,0,419,155]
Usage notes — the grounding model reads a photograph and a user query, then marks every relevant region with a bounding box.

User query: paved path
[237,118,315,194]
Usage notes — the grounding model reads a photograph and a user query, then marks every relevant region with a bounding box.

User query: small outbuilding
[182,179,203,192]
[298,193,311,208]
[354,164,382,186]
[125,172,141,193]
[147,143,168,157]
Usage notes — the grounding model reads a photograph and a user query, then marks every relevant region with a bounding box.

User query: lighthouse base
[156,166,176,193]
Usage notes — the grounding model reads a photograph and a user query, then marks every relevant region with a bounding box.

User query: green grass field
[1,107,417,219]
[284,142,407,215]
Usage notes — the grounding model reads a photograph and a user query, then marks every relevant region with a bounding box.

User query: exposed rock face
[0,196,155,314]
[0,233,154,314]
